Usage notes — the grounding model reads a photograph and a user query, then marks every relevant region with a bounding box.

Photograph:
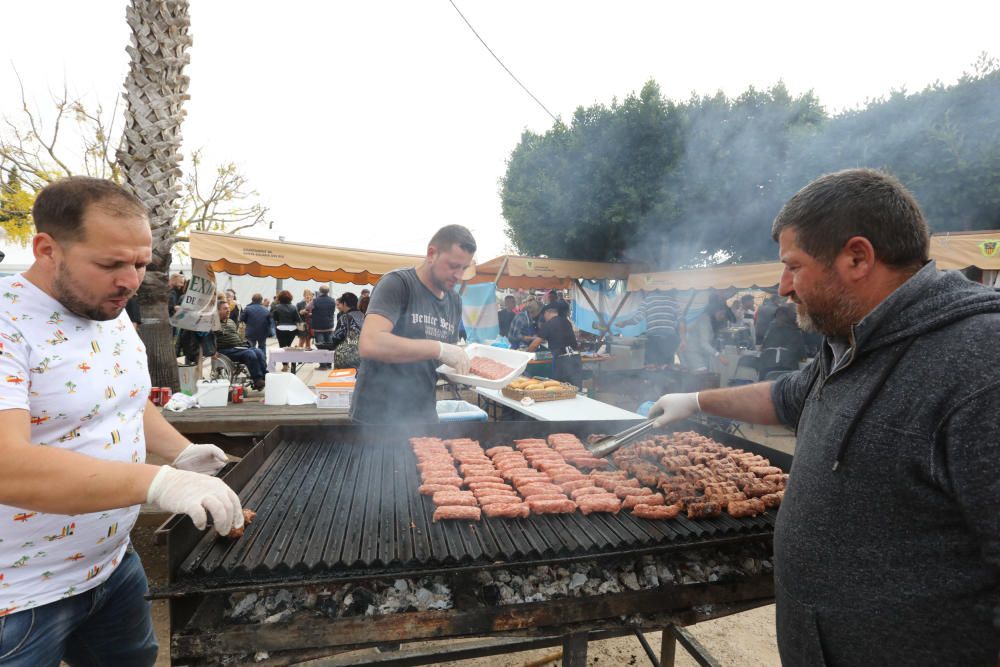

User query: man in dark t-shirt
[527,302,582,388]
[350,225,477,424]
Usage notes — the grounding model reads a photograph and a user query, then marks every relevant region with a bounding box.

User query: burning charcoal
[254,652,270,662]
[228,592,258,619]
[620,571,641,591]
[496,570,512,584]
[414,588,434,610]
[344,587,376,616]
[432,582,450,597]
[274,588,293,609]
[520,580,537,598]
[482,583,501,606]
[393,579,409,593]
[642,565,660,588]
[525,592,546,603]
[427,598,451,611]
[597,580,622,595]
[498,583,518,604]
[302,592,318,609]
[264,609,292,624]
[475,571,493,585]
[378,598,402,615]
[569,572,588,590]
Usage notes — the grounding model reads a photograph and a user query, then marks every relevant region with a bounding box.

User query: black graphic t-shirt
[350,268,462,423]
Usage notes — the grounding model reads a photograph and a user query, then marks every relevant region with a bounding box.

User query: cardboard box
[316,370,356,410]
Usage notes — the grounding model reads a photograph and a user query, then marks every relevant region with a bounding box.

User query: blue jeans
[0,547,157,666]
[220,346,267,381]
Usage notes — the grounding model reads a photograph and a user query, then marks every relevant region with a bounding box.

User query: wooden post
[561,632,588,667]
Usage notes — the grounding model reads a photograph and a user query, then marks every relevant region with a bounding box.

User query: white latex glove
[437,342,471,375]
[648,392,701,428]
[147,466,244,536]
[173,443,229,475]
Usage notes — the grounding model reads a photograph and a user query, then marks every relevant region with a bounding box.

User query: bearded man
[350,224,476,424]
[649,168,1000,665]
[0,177,243,665]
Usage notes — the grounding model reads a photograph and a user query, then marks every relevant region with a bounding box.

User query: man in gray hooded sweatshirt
[649,168,1000,665]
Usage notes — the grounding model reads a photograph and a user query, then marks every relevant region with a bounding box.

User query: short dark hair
[277,290,293,304]
[771,168,929,270]
[251,293,263,303]
[429,224,477,255]
[32,176,147,244]
[341,292,359,310]
[554,301,569,318]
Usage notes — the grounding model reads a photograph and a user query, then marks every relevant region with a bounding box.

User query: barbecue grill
[157,420,791,666]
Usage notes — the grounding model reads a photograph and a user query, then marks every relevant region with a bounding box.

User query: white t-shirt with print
[0,274,150,615]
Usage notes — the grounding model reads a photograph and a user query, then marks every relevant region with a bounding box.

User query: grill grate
[177,433,776,586]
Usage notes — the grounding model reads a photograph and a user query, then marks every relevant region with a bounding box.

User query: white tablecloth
[266,348,336,373]
[475,388,643,421]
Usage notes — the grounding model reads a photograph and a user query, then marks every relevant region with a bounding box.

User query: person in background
[294,289,314,348]
[308,286,337,368]
[358,293,370,314]
[756,304,806,380]
[125,295,141,331]
[498,294,517,337]
[225,288,241,325]
[0,176,241,665]
[681,302,729,371]
[527,301,582,387]
[240,293,272,352]
[330,291,365,368]
[360,288,370,300]
[270,290,301,372]
[754,292,783,344]
[616,289,684,369]
[649,168,1000,665]
[212,300,267,390]
[352,225,475,424]
[507,298,542,349]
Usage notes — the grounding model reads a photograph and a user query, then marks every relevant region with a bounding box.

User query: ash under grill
[176,427,777,587]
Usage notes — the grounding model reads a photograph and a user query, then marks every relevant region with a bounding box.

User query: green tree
[500,56,1000,268]
[502,80,683,262]
[0,166,35,246]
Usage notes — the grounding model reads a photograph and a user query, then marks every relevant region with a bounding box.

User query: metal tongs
[586,418,659,459]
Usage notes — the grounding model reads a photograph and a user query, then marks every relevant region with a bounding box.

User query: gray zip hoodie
[771,261,1000,665]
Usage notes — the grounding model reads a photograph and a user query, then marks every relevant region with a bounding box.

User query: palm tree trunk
[117,0,192,390]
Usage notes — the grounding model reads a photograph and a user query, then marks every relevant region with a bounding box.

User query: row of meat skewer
[411,431,785,522]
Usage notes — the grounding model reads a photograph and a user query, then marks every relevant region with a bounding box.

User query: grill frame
[157,420,789,597]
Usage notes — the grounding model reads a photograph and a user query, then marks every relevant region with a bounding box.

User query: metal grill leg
[561,632,588,667]
[660,628,677,667]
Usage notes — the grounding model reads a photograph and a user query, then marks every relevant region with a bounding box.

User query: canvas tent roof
[626,231,1000,292]
[929,230,1000,271]
[626,261,784,292]
[470,255,638,289]
[188,231,437,285]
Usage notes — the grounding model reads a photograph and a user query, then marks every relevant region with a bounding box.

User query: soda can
[230,385,244,403]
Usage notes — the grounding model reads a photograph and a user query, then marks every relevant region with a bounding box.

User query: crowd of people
[166,277,371,389]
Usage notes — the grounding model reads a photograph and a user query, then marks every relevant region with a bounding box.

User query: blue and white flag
[461,282,500,343]
[572,280,645,337]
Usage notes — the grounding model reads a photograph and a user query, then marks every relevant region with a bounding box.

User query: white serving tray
[436,343,535,389]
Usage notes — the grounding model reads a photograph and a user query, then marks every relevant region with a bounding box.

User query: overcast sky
[2,1,997,265]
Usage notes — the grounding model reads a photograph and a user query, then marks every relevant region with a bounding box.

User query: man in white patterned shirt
[0,177,244,666]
